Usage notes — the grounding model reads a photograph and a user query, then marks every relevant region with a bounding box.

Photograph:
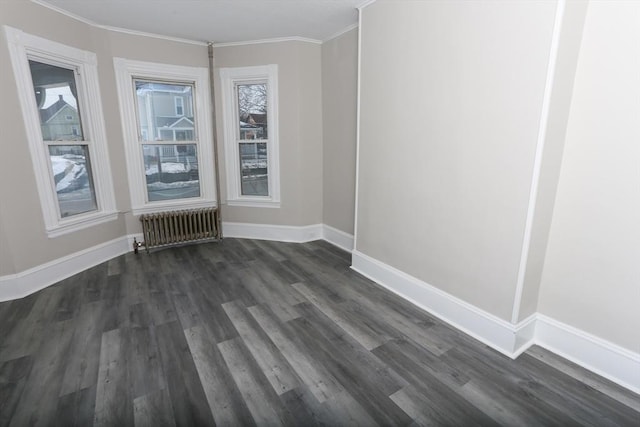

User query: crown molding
[31,0,207,46]
[213,36,322,48]
[323,23,359,43]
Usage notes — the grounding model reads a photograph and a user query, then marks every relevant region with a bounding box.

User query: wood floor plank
[8,319,75,427]
[0,356,32,427]
[133,389,177,427]
[247,304,344,403]
[155,321,216,427]
[293,281,386,350]
[55,385,97,427]
[234,267,302,322]
[184,325,255,427]
[527,345,640,412]
[94,328,134,427]
[222,300,301,395]
[59,299,114,397]
[218,337,293,426]
[128,326,166,399]
[0,238,638,426]
[289,308,412,425]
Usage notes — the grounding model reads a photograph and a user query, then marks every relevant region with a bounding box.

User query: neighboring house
[136,82,195,145]
[239,112,267,140]
[39,94,81,143]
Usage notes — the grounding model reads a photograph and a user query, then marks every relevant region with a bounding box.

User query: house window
[175,96,184,116]
[114,58,217,215]
[4,26,117,237]
[220,65,280,207]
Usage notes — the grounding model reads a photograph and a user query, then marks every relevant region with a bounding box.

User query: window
[175,96,184,116]
[4,26,117,237]
[113,58,216,215]
[220,65,280,207]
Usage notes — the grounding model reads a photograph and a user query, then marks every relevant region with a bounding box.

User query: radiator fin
[139,208,219,252]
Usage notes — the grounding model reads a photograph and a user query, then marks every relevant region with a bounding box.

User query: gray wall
[538,1,640,352]
[213,41,324,227]
[356,0,556,321]
[321,28,358,235]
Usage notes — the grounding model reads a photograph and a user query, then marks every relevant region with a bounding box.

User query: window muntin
[220,65,280,207]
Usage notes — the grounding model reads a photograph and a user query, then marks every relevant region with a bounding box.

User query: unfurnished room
[0,0,639,425]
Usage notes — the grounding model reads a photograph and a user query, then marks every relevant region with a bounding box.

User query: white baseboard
[535,314,640,394]
[222,221,323,242]
[351,250,530,357]
[1,226,637,393]
[0,235,131,302]
[322,225,354,252]
[351,249,640,393]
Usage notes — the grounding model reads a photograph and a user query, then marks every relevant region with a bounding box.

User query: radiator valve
[133,237,145,254]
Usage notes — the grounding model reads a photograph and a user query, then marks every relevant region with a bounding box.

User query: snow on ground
[242,160,268,169]
[146,162,192,175]
[146,180,200,190]
[50,155,87,192]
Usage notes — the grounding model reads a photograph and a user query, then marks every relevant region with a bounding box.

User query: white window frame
[113,58,217,215]
[220,64,280,208]
[4,26,117,238]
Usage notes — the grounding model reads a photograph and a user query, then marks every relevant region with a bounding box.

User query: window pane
[237,84,267,139]
[49,145,97,217]
[29,60,83,141]
[143,144,200,201]
[135,80,195,142]
[240,142,268,196]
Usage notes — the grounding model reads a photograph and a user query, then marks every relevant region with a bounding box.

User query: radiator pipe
[208,42,223,240]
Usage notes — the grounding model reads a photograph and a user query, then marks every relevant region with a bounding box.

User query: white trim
[323,24,359,43]
[351,248,640,392]
[352,7,364,251]
[4,26,118,237]
[213,36,321,48]
[511,0,565,324]
[322,225,354,252]
[219,65,281,207]
[30,0,207,46]
[536,314,640,394]
[113,58,217,216]
[357,0,378,11]
[0,235,130,302]
[0,220,637,393]
[222,222,322,243]
[351,250,529,357]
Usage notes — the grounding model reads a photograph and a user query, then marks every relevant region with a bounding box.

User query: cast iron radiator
[134,208,219,253]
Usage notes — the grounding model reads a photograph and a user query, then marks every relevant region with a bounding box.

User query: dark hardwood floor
[1,238,638,426]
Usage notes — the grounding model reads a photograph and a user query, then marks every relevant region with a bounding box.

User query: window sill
[226,198,281,209]
[47,210,119,238]
[131,199,218,216]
